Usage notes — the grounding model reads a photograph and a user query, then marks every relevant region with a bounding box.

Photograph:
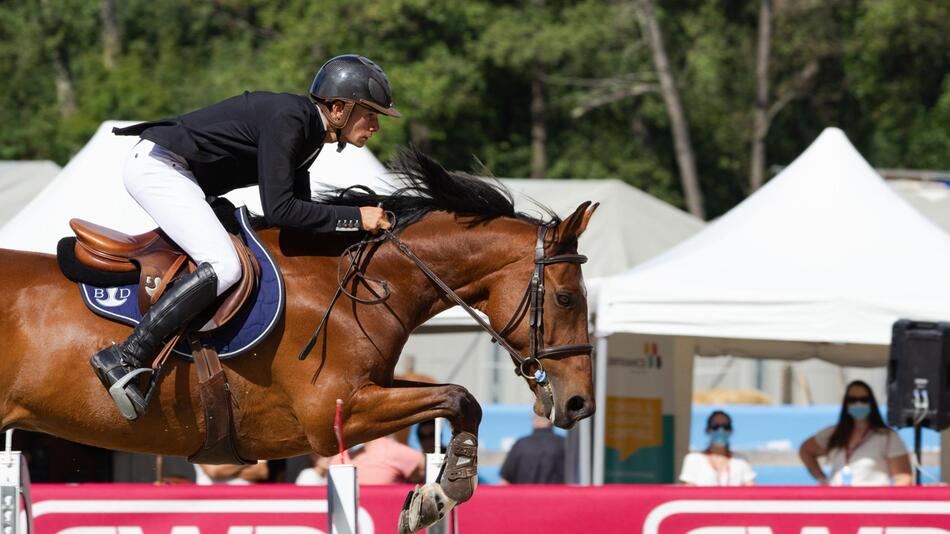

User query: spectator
[195,461,269,485]
[415,419,448,454]
[295,454,331,485]
[500,415,565,484]
[679,410,756,486]
[157,456,196,484]
[799,380,912,486]
[329,436,425,484]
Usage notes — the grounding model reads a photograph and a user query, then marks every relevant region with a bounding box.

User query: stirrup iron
[108,367,153,421]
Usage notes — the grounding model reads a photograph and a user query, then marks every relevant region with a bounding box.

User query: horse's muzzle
[562,395,594,428]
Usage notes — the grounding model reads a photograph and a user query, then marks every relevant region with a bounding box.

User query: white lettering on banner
[32,500,370,534]
[644,501,950,534]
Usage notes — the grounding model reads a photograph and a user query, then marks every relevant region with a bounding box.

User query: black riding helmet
[310,54,400,150]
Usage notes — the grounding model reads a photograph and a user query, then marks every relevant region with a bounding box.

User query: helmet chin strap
[316,99,354,153]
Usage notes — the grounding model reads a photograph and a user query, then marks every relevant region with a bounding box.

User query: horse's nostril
[566,395,587,415]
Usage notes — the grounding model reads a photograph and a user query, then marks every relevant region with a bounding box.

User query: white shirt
[679,451,756,486]
[813,425,908,486]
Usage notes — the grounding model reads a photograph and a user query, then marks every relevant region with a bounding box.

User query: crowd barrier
[28,483,950,533]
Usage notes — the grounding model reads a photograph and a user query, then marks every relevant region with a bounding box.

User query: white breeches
[123,140,241,296]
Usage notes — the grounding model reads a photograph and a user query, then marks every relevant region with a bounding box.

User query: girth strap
[187,337,254,465]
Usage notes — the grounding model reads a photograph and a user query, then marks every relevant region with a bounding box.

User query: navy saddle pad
[79,207,284,360]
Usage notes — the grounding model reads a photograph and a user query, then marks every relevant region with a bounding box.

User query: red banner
[30,484,950,534]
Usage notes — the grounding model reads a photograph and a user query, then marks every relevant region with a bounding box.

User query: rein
[295,231,391,361]
[296,221,593,415]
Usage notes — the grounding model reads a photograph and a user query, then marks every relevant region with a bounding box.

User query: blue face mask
[709,428,731,446]
[847,403,871,420]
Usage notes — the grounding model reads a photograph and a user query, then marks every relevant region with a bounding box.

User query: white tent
[596,127,950,364]
[0,121,392,253]
[0,161,60,227]
[589,128,950,485]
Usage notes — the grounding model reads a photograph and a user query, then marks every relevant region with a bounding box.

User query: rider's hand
[358,206,390,233]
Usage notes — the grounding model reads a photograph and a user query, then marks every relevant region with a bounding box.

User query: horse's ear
[557,201,599,240]
[575,201,599,237]
[553,201,599,252]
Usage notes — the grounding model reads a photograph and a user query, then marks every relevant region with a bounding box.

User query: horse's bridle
[384,225,593,384]
[494,226,593,380]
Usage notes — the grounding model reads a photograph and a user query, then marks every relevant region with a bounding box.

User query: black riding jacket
[114,91,362,233]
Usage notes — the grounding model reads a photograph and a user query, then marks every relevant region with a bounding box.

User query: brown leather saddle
[70,218,258,465]
[70,218,260,329]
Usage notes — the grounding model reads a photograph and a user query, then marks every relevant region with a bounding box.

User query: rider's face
[340,104,380,147]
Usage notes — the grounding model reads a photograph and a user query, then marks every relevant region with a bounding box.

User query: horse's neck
[387,214,532,327]
[258,214,531,337]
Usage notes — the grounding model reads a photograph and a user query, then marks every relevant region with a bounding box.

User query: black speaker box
[887,319,950,431]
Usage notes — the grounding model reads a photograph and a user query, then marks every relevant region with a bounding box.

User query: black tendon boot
[90,262,218,421]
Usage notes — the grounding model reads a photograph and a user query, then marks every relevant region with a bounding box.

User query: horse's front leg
[344,381,481,534]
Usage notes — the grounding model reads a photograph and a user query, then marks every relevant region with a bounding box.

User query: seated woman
[679,410,756,486]
[799,379,912,486]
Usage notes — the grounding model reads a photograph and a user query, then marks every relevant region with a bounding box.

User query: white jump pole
[425,418,455,534]
[327,464,359,534]
[327,399,358,534]
[0,430,32,534]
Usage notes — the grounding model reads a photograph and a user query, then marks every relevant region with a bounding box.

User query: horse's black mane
[316,147,560,229]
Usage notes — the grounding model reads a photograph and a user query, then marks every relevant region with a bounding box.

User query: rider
[90,54,399,420]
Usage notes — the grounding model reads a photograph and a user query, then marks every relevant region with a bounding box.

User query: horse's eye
[555,291,574,308]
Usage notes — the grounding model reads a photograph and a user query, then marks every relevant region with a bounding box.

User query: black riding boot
[90,262,218,421]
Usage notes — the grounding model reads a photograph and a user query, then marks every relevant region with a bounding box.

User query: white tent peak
[597,126,950,358]
[634,127,950,273]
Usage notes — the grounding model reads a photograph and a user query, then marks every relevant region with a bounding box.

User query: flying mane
[316,147,560,230]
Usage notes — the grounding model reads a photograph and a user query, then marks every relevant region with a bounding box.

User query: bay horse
[0,149,596,532]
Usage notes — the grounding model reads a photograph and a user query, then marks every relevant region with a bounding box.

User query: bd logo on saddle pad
[77,208,285,360]
[92,287,133,308]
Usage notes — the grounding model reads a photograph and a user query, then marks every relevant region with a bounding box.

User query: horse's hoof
[397,482,456,534]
